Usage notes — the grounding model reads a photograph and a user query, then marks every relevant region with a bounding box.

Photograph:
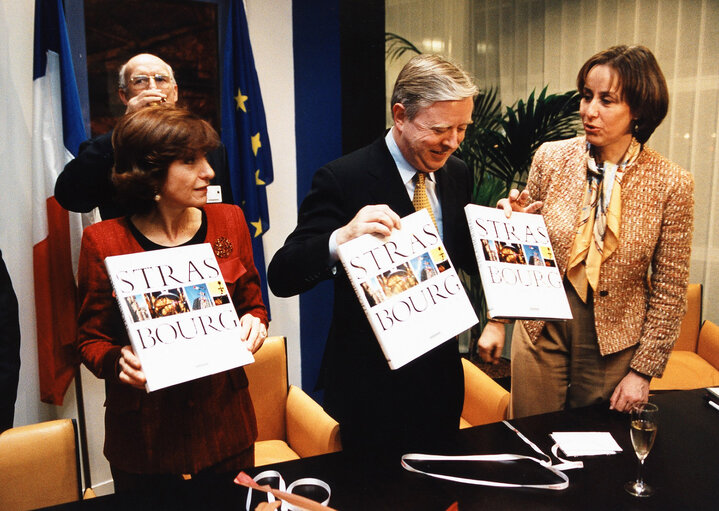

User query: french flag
[32,0,86,405]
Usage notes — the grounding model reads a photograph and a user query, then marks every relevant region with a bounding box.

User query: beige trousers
[509,281,635,418]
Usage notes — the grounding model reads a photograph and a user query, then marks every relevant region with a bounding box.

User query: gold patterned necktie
[412,172,438,231]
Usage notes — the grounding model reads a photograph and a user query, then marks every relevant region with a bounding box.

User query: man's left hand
[477,320,506,364]
[609,370,650,412]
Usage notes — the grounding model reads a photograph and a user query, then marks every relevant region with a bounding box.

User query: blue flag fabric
[33,0,86,155]
[221,0,274,317]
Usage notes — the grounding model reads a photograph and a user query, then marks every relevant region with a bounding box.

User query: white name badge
[207,185,222,203]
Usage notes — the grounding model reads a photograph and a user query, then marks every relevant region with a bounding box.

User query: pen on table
[707,399,719,412]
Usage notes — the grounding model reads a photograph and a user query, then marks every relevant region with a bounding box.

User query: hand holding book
[104,243,256,392]
[497,188,543,218]
[477,319,507,364]
[118,345,146,390]
[336,209,477,369]
[239,313,268,354]
[335,204,402,245]
[464,204,572,321]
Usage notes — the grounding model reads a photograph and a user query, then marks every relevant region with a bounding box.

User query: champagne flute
[624,402,658,497]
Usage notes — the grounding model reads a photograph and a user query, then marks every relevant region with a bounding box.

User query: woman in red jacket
[76,106,268,492]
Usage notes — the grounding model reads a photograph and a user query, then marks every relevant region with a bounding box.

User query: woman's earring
[154,190,161,202]
[632,120,639,136]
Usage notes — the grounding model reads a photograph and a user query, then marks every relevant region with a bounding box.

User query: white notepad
[550,432,622,457]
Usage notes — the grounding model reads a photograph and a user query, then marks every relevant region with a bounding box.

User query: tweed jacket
[77,204,267,473]
[522,136,694,377]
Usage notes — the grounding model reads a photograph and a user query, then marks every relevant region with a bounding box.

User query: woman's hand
[497,188,543,218]
[119,345,147,390]
[477,320,507,364]
[239,313,268,354]
[609,371,650,412]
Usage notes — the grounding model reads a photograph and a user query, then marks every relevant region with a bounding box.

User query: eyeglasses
[128,74,173,89]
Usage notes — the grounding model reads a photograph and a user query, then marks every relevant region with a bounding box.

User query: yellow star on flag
[250,220,263,237]
[235,88,248,112]
[251,133,261,156]
[255,170,266,186]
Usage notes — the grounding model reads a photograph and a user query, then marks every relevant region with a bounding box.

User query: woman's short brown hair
[577,45,668,144]
[111,105,220,214]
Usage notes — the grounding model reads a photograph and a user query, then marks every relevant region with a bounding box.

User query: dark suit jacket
[77,204,266,473]
[268,136,476,450]
[55,131,233,219]
[0,249,20,432]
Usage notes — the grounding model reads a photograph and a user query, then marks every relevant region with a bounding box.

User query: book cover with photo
[337,209,478,370]
[105,243,254,392]
[464,204,572,321]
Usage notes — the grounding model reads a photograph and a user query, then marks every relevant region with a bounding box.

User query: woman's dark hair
[577,45,669,144]
[111,105,220,214]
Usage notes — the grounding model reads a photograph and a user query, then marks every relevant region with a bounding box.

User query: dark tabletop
[43,389,719,511]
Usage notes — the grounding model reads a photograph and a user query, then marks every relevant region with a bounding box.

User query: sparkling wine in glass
[625,402,658,497]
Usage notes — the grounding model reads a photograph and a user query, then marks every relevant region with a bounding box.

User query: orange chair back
[461,358,510,426]
[674,283,702,352]
[245,336,289,441]
[697,320,719,370]
[0,419,80,510]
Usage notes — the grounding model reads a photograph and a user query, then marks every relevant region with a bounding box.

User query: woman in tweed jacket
[478,45,694,418]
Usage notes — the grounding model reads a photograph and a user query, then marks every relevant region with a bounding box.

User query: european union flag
[221,0,273,315]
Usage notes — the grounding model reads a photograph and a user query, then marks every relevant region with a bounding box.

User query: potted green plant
[459,86,580,205]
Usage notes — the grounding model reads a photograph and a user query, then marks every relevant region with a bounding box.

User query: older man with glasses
[117,54,178,113]
[55,53,231,220]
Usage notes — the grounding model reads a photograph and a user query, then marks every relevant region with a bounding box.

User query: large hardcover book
[104,243,254,392]
[337,209,478,369]
[464,204,572,321]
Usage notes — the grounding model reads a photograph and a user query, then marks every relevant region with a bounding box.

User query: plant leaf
[385,32,422,63]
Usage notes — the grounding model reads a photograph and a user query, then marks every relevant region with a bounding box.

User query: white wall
[0,0,299,494]
[0,0,55,429]
[244,0,301,387]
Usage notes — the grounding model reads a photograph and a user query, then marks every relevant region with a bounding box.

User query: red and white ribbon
[238,470,332,511]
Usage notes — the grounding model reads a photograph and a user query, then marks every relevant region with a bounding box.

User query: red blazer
[77,204,267,473]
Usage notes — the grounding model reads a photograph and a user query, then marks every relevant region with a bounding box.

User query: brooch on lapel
[213,237,233,258]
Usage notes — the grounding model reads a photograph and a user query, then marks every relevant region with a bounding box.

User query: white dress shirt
[328,128,444,262]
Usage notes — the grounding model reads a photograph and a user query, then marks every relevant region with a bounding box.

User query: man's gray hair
[117,55,176,90]
[391,54,478,120]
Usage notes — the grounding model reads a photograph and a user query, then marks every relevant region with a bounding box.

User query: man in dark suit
[268,54,478,454]
[54,53,231,220]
